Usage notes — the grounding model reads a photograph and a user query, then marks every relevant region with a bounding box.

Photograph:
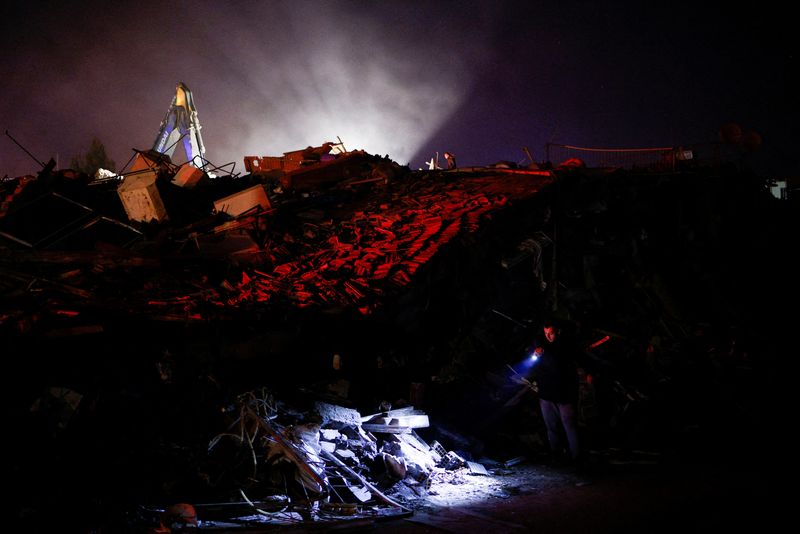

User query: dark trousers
[539,398,580,460]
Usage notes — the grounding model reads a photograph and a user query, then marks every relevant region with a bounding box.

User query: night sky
[1,1,794,179]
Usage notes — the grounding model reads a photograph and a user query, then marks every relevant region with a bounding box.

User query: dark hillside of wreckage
[1,152,794,530]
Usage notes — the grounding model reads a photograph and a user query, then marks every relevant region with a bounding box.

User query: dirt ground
[369,453,783,533]
[201,440,783,534]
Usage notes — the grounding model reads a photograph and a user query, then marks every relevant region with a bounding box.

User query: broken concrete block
[429,440,446,462]
[172,163,205,189]
[117,171,168,223]
[348,485,372,503]
[244,155,284,174]
[334,448,358,466]
[441,450,466,470]
[129,150,173,173]
[335,449,355,460]
[466,461,488,475]
[319,428,341,441]
[362,423,411,434]
[213,184,270,218]
[405,462,432,485]
[397,435,436,472]
[314,402,361,426]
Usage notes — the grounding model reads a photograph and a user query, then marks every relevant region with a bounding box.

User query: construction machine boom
[152,82,206,168]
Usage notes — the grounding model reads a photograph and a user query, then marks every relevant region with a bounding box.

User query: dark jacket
[530,336,579,404]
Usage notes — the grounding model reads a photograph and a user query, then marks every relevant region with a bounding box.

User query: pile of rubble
[2,147,557,531]
[0,146,554,333]
[4,142,793,531]
[28,380,496,531]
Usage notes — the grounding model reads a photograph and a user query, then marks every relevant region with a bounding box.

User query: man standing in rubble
[528,318,584,470]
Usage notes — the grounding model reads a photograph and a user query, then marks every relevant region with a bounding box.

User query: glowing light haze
[1,1,491,177]
[212,6,481,167]
[1,1,793,178]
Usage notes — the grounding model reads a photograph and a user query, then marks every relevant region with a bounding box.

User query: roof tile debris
[2,139,792,531]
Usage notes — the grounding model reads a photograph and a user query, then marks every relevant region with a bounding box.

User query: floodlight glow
[202,5,476,168]
[232,60,467,166]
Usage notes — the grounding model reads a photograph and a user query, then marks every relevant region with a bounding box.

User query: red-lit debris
[0,151,554,327]
[205,170,553,316]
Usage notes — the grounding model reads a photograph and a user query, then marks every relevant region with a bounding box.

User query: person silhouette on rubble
[526,318,587,472]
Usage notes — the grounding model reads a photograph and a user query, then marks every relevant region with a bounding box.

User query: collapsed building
[1,86,793,531]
